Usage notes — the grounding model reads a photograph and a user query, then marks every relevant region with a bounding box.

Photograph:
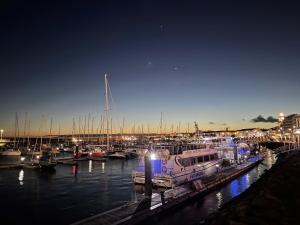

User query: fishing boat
[132,143,221,188]
[38,151,57,169]
[86,145,107,157]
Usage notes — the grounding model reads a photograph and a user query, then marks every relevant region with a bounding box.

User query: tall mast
[27,118,31,149]
[58,123,61,144]
[40,115,44,151]
[91,116,94,142]
[87,113,90,142]
[122,117,125,137]
[98,115,103,143]
[23,112,28,144]
[49,117,53,145]
[14,112,17,149]
[160,112,163,135]
[104,74,110,150]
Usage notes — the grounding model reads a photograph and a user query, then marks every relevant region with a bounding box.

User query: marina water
[0,151,276,225]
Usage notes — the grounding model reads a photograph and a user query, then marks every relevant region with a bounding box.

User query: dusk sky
[1,0,300,135]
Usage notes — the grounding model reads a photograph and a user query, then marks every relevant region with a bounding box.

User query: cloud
[251,115,278,123]
[242,118,246,122]
[209,122,227,126]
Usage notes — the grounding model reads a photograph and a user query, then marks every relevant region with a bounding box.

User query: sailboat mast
[23,112,28,144]
[49,117,53,145]
[27,118,31,149]
[104,74,110,150]
[58,123,61,144]
[14,112,17,149]
[160,112,163,135]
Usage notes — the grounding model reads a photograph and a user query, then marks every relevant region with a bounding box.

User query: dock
[71,157,263,225]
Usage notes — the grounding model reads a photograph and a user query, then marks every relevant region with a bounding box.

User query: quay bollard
[160,191,165,204]
[144,153,152,198]
[75,145,79,158]
[134,152,152,213]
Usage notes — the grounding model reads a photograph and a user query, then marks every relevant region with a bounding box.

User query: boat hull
[107,153,127,159]
[91,152,106,157]
[0,151,21,156]
[133,163,218,188]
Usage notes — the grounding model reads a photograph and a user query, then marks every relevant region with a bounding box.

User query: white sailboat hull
[0,150,21,156]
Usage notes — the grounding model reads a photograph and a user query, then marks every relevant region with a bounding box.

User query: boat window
[198,156,203,163]
[210,154,215,160]
[204,155,210,162]
[179,158,191,167]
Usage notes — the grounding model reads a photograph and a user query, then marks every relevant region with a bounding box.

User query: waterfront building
[281,114,300,132]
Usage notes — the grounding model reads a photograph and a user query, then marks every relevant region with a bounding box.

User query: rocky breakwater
[205,151,300,225]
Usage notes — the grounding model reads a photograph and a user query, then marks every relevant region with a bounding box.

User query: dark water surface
[0,151,276,225]
[0,158,139,225]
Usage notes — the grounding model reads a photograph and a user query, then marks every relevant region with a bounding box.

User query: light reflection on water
[18,169,24,186]
[88,160,92,173]
[101,162,105,173]
[216,192,222,208]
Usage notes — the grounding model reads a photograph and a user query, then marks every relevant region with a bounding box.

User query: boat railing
[170,160,220,179]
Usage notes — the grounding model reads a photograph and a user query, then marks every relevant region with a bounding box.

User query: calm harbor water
[0,151,276,225]
[0,157,139,225]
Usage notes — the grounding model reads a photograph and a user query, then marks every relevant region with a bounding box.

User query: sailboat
[85,74,111,158]
[102,74,128,159]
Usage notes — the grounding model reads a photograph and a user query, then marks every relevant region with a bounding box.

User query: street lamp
[0,129,3,141]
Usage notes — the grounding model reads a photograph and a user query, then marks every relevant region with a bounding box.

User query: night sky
[1,0,300,135]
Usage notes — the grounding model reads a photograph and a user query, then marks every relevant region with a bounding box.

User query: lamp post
[0,129,3,141]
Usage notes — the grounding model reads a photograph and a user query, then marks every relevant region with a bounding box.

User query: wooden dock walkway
[71,157,263,225]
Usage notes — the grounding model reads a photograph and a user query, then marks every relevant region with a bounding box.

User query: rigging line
[106,76,123,133]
